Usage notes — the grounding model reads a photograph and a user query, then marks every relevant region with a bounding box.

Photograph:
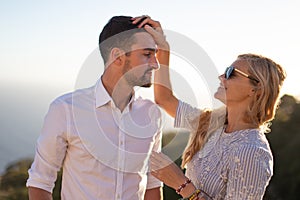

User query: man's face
[123,32,159,87]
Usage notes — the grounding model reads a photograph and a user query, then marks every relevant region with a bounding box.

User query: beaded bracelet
[176,178,192,194]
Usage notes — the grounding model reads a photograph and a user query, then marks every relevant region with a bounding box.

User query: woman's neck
[225,123,258,133]
[225,107,258,133]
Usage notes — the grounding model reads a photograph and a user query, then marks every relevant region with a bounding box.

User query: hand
[132,16,169,50]
[150,151,187,189]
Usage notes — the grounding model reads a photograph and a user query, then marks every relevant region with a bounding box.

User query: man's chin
[141,83,152,88]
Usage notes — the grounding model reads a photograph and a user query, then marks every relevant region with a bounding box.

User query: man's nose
[150,57,159,70]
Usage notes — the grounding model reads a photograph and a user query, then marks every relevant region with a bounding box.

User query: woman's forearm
[155,45,178,117]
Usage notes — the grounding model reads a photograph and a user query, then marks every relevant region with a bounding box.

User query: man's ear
[109,48,125,66]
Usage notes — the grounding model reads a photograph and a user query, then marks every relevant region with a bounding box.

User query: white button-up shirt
[27,79,163,200]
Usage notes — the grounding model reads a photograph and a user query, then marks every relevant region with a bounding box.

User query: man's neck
[101,75,134,112]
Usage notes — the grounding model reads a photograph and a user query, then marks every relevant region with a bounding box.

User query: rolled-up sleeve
[174,100,202,132]
[26,99,68,193]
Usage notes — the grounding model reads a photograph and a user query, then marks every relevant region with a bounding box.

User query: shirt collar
[95,78,111,108]
[95,78,138,108]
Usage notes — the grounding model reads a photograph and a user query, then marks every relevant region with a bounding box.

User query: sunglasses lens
[225,67,234,79]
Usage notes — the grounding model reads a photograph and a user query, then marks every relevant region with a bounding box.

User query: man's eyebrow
[143,48,157,53]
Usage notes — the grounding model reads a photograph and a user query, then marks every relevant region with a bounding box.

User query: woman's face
[214,59,256,106]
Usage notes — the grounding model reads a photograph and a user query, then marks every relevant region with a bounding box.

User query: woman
[133,16,287,199]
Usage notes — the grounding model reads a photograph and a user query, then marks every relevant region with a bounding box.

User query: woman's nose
[219,74,225,81]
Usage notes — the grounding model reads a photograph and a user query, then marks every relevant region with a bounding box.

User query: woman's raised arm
[154,46,178,118]
[132,16,179,117]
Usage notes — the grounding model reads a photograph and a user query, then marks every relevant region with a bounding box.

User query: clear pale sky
[1,0,300,100]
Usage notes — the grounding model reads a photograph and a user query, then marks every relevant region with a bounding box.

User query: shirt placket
[115,110,125,200]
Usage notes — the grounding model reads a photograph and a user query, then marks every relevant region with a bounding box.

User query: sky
[1,0,300,101]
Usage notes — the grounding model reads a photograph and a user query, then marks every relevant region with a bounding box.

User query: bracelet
[188,189,201,200]
[176,178,192,194]
[178,189,201,200]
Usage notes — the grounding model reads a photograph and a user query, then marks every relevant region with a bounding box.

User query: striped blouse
[175,101,273,200]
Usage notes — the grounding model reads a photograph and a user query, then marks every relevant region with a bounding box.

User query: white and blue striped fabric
[175,101,273,200]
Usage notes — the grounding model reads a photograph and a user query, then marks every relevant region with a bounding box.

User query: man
[27,16,165,200]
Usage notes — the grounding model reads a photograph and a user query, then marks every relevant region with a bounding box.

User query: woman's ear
[250,86,262,99]
[249,87,257,97]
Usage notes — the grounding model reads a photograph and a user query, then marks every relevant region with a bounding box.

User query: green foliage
[0,159,32,191]
[162,131,188,200]
[0,95,299,199]
[52,170,62,200]
[0,159,62,199]
[264,95,300,200]
[0,159,32,199]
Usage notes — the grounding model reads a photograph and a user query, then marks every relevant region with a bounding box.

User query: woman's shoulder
[226,129,271,155]
[176,100,226,131]
[231,129,272,158]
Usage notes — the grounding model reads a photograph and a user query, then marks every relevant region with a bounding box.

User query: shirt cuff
[26,178,54,194]
[146,173,163,189]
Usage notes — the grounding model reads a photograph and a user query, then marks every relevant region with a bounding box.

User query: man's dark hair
[99,16,148,64]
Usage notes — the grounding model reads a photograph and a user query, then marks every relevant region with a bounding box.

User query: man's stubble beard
[123,59,152,88]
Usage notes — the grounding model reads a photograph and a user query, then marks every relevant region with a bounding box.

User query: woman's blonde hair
[181,53,286,168]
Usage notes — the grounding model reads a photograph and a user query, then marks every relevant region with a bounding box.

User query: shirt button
[117,194,120,199]
[120,141,123,145]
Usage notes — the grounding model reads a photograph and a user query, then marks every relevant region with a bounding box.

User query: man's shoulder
[51,86,95,106]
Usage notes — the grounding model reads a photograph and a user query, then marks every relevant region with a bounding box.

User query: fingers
[132,15,161,30]
[131,16,149,28]
[144,25,159,37]
[132,15,169,50]
[150,151,173,170]
[150,169,160,179]
[150,156,164,180]
[131,15,150,25]
[131,15,150,22]
[151,151,172,163]
[150,152,162,172]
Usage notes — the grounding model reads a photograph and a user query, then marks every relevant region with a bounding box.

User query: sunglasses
[224,66,259,83]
